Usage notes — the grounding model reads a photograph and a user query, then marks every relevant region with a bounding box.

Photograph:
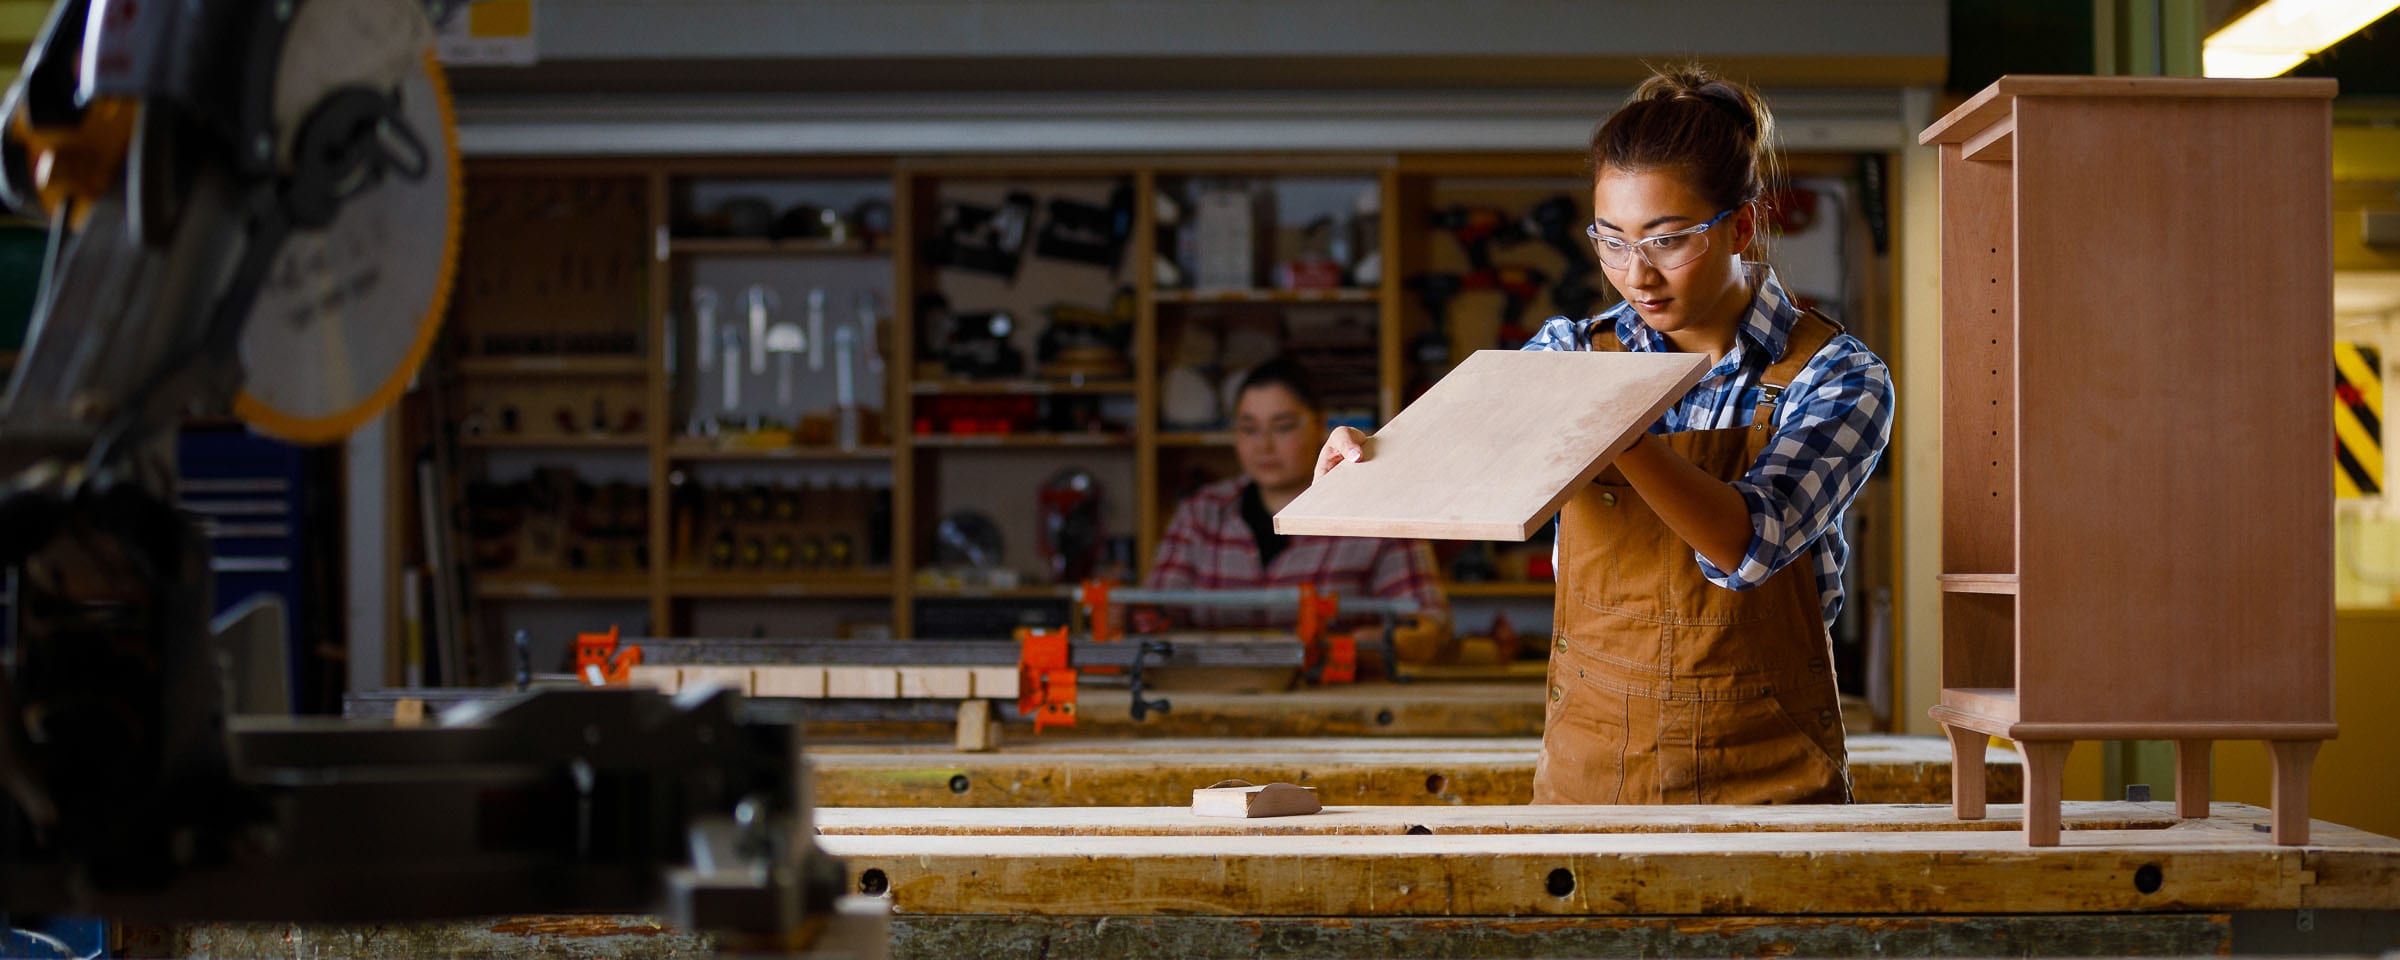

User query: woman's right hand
[1313,426,1369,482]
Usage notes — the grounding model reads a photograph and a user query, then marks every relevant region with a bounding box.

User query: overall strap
[1749,307,1844,430]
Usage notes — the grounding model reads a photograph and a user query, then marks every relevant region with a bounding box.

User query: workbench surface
[804,733,2020,806]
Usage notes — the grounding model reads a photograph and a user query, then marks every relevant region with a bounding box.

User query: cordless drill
[1525,194,1607,321]
[1464,265,1551,349]
[1430,206,1527,273]
[1406,272,1464,398]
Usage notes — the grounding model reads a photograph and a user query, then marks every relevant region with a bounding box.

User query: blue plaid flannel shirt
[1523,264,1893,629]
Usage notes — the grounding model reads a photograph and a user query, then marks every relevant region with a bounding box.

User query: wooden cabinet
[1920,76,2339,846]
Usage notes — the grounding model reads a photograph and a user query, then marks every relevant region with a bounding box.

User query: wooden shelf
[667,236,886,258]
[1155,288,1377,304]
[475,572,652,600]
[1937,573,2020,595]
[461,434,649,450]
[912,378,1136,396]
[1442,581,1556,599]
[669,440,895,461]
[455,355,646,377]
[911,583,1077,599]
[911,433,1133,449]
[670,571,894,598]
[1940,687,2020,719]
[1155,431,1234,447]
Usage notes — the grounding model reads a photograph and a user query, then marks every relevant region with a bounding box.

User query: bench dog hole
[948,774,970,794]
[859,869,890,896]
[2134,863,2163,895]
[1546,868,1576,898]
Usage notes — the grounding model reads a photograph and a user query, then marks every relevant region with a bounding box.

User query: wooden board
[1191,782,1321,818]
[800,734,2021,807]
[819,804,2400,917]
[1273,349,1707,540]
[819,799,2182,837]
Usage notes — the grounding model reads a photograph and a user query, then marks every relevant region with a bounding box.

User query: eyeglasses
[1585,208,1737,271]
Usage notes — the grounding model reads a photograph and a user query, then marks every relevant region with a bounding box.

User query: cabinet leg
[2018,740,2072,848]
[2173,739,2211,818]
[2268,740,2320,846]
[1943,724,1987,820]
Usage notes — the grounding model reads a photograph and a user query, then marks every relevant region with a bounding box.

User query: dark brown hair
[1588,64,1779,253]
[1236,356,1322,414]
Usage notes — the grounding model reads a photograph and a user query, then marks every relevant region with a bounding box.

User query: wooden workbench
[805,733,2021,806]
[814,801,2400,957]
[149,803,2399,958]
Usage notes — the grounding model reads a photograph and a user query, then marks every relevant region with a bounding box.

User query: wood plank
[898,667,975,699]
[1273,350,1707,540]
[967,666,1018,699]
[802,734,2021,807]
[1919,74,2336,145]
[819,799,2194,837]
[822,811,2398,917]
[678,666,753,696]
[827,667,902,698]
[625,665,680,693]
[1935,573,2017,595]
[753,665,827,698]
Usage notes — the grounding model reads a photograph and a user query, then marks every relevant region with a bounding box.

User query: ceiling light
[2204,0,2400,77]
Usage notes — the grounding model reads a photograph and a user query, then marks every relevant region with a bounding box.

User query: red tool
[574,625,641,685]
[1015,625,1079,731]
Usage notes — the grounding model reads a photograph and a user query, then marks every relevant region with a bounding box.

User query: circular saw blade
[232,47,459,444]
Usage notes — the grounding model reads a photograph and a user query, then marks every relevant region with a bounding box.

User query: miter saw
[0,0,862,946]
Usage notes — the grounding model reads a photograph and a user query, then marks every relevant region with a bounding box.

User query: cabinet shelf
[461,434,649,450]
[1155,288,1376,304]
[911,378,1136,396]
[455,355,646,377]
[475,572,652,600]
[1936,573,2019,595]
[667,237,885,258]
[911,433,1133,449]
[911,583,1077,599]
[670,571,894,598]
[668,440,894,461]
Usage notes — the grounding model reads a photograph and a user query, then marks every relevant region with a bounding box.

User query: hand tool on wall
[764,317,805,410]
[1406,272,1463,395]
[1430,206,1527,273]
[855,291,884,373]
[745,283,777,375]
[719,325,744,411]
[834,325,860,450]
[693,287,720,374]
[806,287,827,371]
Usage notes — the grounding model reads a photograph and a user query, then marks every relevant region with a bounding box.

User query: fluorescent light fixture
[2205,0,2400,77]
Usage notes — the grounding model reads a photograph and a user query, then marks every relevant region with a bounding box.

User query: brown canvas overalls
[1530,310,1852,805]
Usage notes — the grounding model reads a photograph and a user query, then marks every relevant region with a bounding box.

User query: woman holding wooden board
[1317,66,1893,804]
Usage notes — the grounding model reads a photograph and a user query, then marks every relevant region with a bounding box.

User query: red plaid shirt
[1143,478,1447,629]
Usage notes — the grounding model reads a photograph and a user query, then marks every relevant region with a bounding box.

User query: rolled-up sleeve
[1694,345,1893,590]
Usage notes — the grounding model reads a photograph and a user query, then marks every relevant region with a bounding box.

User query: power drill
[1525,194,1608,321]
[1406,272,1465,398]
[1430,206,1527,273]
[1464,265,1551,349]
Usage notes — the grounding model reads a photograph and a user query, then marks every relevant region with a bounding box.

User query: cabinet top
[1919,74,2338,146]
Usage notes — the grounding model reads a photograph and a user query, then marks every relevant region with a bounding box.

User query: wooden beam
[821,807,2400,917]
[818,799,2192,837]
[803,734,2020,807]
